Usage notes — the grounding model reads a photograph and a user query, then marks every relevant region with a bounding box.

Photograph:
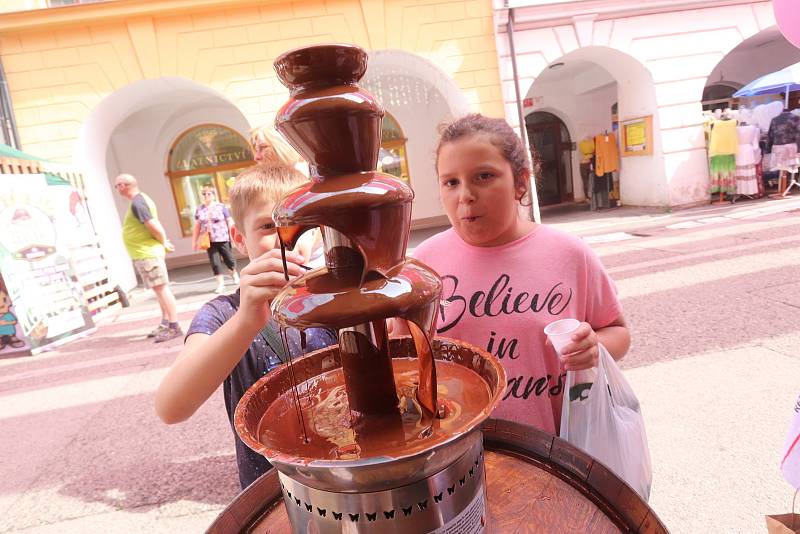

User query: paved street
[2,196,800,533]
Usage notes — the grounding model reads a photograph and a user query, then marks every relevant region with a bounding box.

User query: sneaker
[232,271,240,284]
[213,284,226,294]
[147,323,168,338]
[154,326,183,343]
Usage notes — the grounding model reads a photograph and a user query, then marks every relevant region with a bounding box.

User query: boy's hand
[238,249,304,332]
[558,322,599,371]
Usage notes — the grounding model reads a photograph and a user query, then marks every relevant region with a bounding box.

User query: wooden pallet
[71,244,123,318]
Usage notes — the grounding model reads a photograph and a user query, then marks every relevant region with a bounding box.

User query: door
[525,112,573,206]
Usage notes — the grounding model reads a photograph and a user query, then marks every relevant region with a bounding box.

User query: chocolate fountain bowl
[234,336,505,531]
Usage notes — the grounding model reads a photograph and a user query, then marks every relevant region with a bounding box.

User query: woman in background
[192,185,238,294]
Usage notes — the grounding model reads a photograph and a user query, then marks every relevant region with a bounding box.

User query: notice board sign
[0,173,95,356]
[620,115,653,157]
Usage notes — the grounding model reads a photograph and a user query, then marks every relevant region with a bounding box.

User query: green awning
[0,144,71,185]
[0,143,47,161]
[44,172,70,186]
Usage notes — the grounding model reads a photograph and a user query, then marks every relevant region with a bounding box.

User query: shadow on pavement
[59,451,240,512]
[1,389,239,512]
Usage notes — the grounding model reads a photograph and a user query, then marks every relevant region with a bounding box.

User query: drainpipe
[506,7,541,223]
[0,58,21,150]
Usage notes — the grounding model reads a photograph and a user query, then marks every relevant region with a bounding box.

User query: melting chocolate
[257,358,490,460]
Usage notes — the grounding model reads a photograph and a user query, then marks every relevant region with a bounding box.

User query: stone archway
[703,25,800,111]
[75,77,251,289]
[523,46,664,207]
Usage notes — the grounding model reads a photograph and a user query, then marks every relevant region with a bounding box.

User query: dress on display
[766,111,800,171]
[707,118,738,194]
[594,132,619,176]
[752,101,784,133]
[734,124,760,195]
[594,133,619,209]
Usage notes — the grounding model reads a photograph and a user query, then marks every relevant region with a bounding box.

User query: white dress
[734,124,760,195]
[752,101,784,133]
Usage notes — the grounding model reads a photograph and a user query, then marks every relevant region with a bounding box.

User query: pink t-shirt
[413,225,622,434]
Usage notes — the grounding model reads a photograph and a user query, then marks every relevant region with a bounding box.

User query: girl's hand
[237,249,304,332]
[558,322,599,371]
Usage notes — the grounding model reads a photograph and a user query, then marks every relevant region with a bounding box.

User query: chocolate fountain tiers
[226,43,670,534]
[233,43,506,532]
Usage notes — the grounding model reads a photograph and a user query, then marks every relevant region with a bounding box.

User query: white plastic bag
[559,344,652,500]
[781,392,800,489]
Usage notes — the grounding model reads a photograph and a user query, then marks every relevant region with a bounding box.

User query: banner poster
[0,273,28,357]
[0,173,95,355]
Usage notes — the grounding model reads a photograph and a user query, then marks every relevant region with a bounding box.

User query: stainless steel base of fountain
[280,431,485,531]
[235,337,505,533]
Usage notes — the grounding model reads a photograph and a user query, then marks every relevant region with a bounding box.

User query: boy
[155,164,336,489]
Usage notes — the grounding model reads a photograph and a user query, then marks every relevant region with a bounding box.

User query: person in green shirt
[114,173,182,343]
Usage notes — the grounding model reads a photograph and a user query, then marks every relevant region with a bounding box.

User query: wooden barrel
[206,419,668,533]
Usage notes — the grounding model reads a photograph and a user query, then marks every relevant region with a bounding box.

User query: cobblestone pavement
[2,195,800,533]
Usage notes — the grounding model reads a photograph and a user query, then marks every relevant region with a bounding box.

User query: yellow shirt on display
[708,119,738,157]
[578,138,595,163]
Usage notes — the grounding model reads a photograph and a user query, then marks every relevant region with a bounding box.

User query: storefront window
[166,124,254,236]
[379,113,410,184]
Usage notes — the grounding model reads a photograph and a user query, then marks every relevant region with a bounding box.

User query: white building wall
[496,0,779,208]
[106,102,252,264]
[363,49,472,228]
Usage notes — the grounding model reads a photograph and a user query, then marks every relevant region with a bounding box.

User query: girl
[411,114,630,434]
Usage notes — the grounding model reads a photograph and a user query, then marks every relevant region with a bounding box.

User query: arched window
[378,112,410,184]
[166,124,254,236]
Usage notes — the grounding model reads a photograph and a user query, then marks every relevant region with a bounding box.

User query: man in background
[114,173,182,342]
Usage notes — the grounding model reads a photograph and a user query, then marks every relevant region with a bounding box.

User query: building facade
[494,0,800,208]
[0,0,502,289]
[1,0,798,291]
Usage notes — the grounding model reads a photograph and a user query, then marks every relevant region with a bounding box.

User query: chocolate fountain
[225,44,668,534]
[234,44,505,532]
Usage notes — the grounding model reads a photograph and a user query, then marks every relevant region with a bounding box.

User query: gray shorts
[133,257,169,289]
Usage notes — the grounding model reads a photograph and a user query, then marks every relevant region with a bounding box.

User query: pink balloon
[774,0,800,49]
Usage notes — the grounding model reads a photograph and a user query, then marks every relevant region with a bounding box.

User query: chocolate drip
[279,326,308,443]
[339,322,397,416]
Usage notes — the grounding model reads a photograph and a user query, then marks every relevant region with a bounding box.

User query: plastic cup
[544,318,581,356]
